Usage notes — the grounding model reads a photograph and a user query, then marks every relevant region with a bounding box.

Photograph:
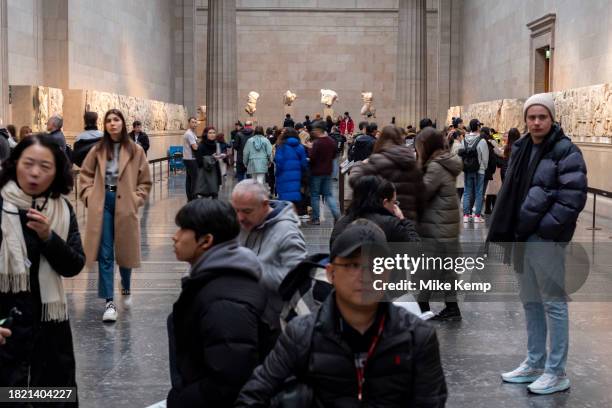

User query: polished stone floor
[64,171,612,408]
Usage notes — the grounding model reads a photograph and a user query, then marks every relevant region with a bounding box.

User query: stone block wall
[448,83,612,141]
[448,82,612,191]
[10,85,188,159]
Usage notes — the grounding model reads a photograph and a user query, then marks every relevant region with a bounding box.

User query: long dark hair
[0,133,74,198]
[100,109,134,161]
[347,175,395,217]
[373,126,403,153]
[504,128,521,159]
[415,127,446,166]
[278,128,299,146]
[202,126,216,140]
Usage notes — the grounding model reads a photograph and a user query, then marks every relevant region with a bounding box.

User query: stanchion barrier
[586,187,612,231]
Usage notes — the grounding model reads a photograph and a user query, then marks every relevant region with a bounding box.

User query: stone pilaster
[437,0,463,126]
[396,0,427,129]
[0,0,8,123]
[174,0,196,115]
[206,0,237,137]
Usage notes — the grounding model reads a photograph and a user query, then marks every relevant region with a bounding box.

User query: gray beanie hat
[523,93,555,122]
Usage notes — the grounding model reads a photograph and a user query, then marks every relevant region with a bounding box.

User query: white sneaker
[528,373,570,394]
[473,215,485,223]
[121,289,132,309]
[103,302,118,322]
[463,215,470,223]
[501,362,543,383]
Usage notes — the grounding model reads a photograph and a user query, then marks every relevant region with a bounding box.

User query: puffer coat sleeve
[235,316,312,407]
[517,140,587,241]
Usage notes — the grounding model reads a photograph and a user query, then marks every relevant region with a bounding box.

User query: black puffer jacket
[350,145,425,221]
[236,294,447,407]
[512,126,587,242]
[167,239,266,408]
[330,207,420,246]
[234,128,255,164]
[0,198,84,405]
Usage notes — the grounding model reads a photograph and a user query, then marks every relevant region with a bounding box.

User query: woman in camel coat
[79,109,151,323]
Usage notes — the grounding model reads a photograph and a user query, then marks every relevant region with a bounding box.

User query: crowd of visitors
[0,93,589,405]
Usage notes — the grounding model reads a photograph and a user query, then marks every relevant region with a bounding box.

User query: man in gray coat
[46,114,67,152]
[231,180,307,352]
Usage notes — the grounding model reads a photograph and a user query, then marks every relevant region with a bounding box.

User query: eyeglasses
[332,262,368,271]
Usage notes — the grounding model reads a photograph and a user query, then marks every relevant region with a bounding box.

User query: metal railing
[71,155,176,210]
[586,187,612,231]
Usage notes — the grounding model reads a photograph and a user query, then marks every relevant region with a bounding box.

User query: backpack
[458,136,482,173]
[278,253,333,330]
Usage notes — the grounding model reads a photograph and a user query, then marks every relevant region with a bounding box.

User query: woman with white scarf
[0,134,85,403]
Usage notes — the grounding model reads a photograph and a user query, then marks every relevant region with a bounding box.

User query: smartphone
[0,307,22,329]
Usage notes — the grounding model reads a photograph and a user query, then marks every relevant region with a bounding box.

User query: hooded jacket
[274,137,308,202]
[167,239,266,408]
[236,294,447,407]
[461,132,489,174]
[418,152,463,240]
[243,134,273,175]
[349,145,425,221]
[239,200,307,329]
[72,129,103,167]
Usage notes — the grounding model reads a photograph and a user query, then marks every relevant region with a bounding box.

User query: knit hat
[523,93,555,122]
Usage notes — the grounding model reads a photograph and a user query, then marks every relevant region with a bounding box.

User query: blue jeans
[98,191,132,300]
[332,158,339,179]
[310,175,340,222]
[519,235,569,375]
[463,172,485,216]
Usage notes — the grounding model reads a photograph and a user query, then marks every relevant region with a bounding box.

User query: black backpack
[458,136,482,173]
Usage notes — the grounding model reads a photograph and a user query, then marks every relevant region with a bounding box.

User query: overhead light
[545,49,551,59]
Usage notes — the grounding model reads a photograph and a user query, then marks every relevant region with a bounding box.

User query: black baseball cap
[330,220,389,261]
[469,118,482,129]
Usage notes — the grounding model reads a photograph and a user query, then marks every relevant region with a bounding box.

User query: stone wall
[7,0,178,104]
[459,0,612,105]
[10,86,188,159]
[446,98,526,133]
[448,82,612,191]
[448,83,612,141]
[195,0,441,128]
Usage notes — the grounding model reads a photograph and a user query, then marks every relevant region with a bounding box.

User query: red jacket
[339,117,354,135]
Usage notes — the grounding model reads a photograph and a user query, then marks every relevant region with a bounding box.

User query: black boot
[484,195,493,214]
[432,305,462,321]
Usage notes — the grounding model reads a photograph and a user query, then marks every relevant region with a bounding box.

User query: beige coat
[79,141,152,268]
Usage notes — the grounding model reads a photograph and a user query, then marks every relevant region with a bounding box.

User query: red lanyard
[355,315,386,401]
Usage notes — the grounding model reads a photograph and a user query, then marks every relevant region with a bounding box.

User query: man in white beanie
[487,93,587,394]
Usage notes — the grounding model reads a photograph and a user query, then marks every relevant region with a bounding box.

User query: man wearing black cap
[459,118,489,223]
[236,220,447,407]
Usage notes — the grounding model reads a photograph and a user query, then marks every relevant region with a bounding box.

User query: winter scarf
[486,126,558,271]
[0,181,70,321]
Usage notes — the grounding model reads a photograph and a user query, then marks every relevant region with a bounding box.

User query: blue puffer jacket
[274,137,308,202]
[514,126,587,242]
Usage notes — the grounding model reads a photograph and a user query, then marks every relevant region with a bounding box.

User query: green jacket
[244,135,272,175]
